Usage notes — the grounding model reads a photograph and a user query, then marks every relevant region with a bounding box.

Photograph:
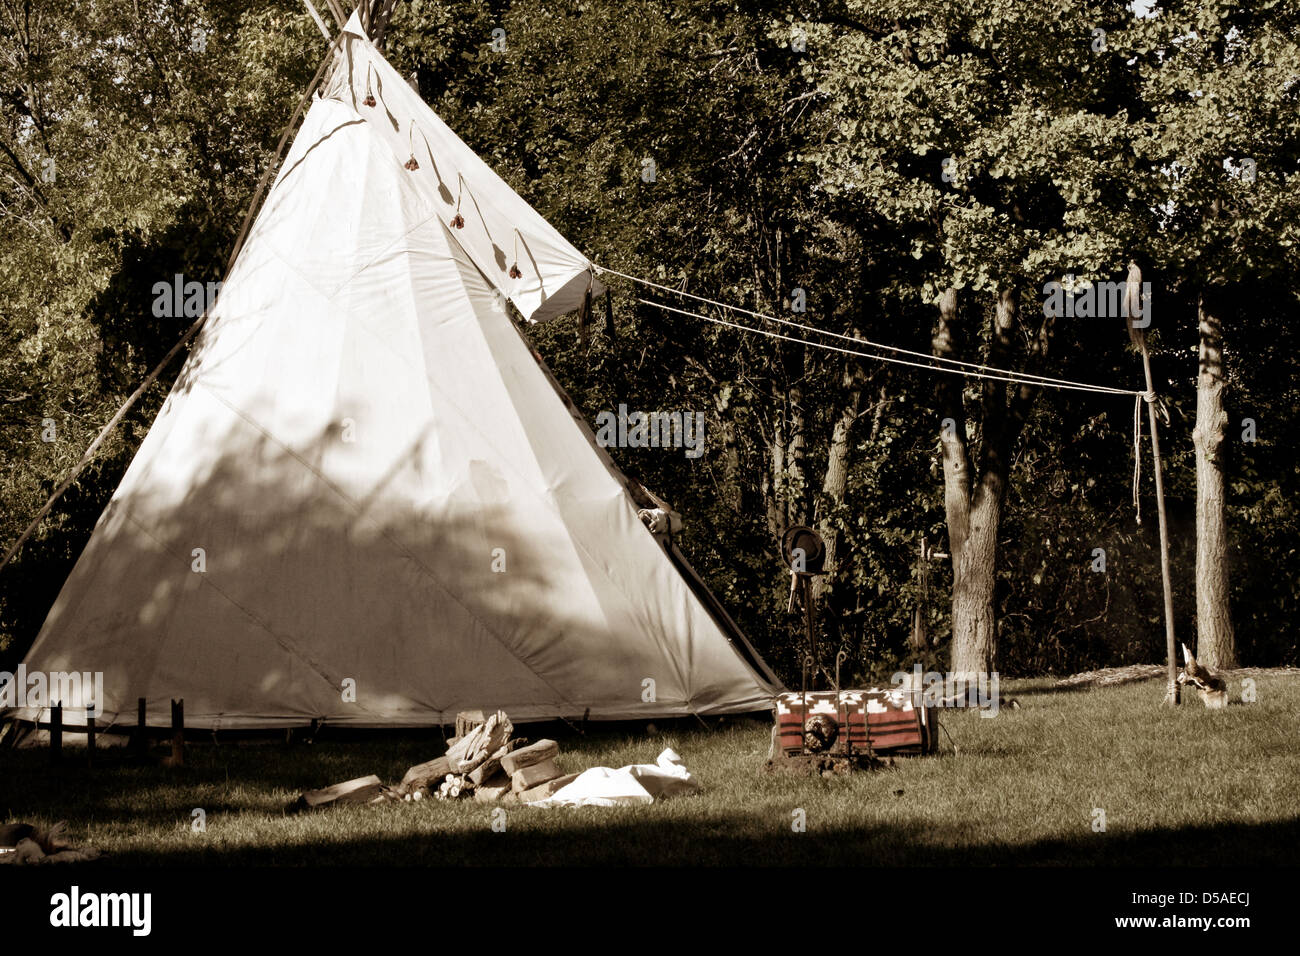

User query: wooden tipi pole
[1142,353,1179,705]
[1126,263,1179,705]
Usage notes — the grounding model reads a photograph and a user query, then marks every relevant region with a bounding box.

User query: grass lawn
[2,673,1297,866]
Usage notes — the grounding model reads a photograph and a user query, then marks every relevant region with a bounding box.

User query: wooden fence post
[133,697,147,758]
[86,706,96,768]
[50,703,62,764]
[171,699,185,767]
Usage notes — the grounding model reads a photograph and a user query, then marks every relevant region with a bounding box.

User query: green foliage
[3,0,1297,678]
[0,0,321,660]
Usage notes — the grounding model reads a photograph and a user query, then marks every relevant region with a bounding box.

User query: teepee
[5,12,780,730]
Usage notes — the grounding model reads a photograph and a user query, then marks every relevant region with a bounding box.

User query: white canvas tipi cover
[6,17,780,729]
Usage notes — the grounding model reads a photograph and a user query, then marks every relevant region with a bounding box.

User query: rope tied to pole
[598,263,1141,396]
[633,295,1141,396]
[1132,394,1144,524]
[1132,390,1171,525]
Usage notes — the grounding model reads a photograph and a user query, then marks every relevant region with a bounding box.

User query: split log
[469,746,511,786]
[519,772,580,803]
[511,758,562,793]
[472,776,514,803]
[500,739,558,775]
[446,711,512,773]
[399,756,451,795]
[290,774,384,811]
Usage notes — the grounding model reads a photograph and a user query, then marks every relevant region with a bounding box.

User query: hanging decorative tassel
[603,288,616,339]
[363,64,376,108]
[451,176,465,227]
[404,124,419,170]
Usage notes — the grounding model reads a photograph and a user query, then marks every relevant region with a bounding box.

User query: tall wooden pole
[1141,350,1179,705]
[803,576,819,689]
[1125,262,1178,705]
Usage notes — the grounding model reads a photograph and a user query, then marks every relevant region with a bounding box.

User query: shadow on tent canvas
[18,415,645,729]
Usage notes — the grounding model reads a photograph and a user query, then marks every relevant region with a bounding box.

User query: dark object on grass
[0,823,36,848]
[0,821,102,865]
[764,752,883,777]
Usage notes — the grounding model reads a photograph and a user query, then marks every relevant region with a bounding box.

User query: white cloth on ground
[529,748,700,807]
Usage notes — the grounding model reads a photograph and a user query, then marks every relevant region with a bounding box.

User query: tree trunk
[786,380,807,525]
[1193,290,1237,668]
[766,409,786,541]
[810,377,862,603]
[933,287,988,676]
[952,487,1001,676]
[934,288,971,557]
[934,288,1040,679]
[868,381,888,442]
[715,400,743,514]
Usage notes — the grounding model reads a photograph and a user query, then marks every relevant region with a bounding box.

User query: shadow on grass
[16,812,1300,868]
[2,741,1296,867]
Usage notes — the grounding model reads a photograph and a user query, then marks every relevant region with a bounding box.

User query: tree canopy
[3,0,1297,681]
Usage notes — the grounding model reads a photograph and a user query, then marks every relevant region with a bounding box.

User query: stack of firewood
[396,710,579,805]
[287,710,580,812]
